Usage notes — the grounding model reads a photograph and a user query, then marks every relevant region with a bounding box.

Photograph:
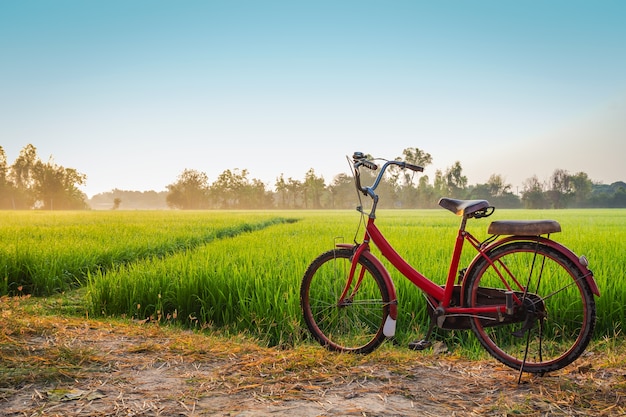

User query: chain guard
[426,286,544,330]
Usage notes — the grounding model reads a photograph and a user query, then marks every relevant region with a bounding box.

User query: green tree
[612,184,626,207]
[32,157,88,210]
[209,168,253,209]
[274,174,289,209]
[392,147,433,207]
[8,144,38,208]
[415,175,437,208]
[5,145,88,210]
[328,173,355,209]
[469,174,521,208]
[286,177,302,208]
[303,168,325,209]
[166,169,210,209]
[243,178,273,209]
[546,169,572,209]
[468,183,491,200]
[0,146,13,209]
[570,172,593,207]
[433,169,447,199]
[0,146,7,185]
[444,161,468,198]
[396,147,433,187]
[487,174,511,197]
[521,175,548,209]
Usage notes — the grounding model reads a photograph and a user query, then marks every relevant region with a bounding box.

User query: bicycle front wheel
[300,248,391,354]
[466,241,596,374]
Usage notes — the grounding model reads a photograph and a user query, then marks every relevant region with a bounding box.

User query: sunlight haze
[1,0,625,197]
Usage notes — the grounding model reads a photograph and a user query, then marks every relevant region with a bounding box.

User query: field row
[1,211,295,296]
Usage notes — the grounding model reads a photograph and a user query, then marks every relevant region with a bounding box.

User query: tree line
[0,144,88,210]
[164,148,626,210]
[2,144,625,210]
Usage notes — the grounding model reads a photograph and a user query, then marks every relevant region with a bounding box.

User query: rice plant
[0,211,293,296]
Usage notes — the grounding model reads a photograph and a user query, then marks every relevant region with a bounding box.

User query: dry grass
[1,294,625,416]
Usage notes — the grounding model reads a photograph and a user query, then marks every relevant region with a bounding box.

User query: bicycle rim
[300,248,390,353]
[466,241,595,373]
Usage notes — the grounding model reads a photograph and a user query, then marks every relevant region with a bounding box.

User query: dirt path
[1,299,625,416]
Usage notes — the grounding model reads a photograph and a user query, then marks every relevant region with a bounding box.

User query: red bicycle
[300,152,600,374]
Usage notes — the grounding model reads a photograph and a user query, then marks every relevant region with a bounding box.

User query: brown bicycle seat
[439,198,490,216]
[488,220,561,235]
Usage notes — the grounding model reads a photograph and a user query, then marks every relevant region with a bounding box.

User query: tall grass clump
[0,211,293,296]
[87,211,359,347]
[551,209,626,337]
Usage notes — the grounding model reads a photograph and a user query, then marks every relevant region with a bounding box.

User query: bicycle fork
[336,242,399,338]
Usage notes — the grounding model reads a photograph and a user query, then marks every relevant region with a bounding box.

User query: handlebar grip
[404,163,424,172]
[361,160,378,170]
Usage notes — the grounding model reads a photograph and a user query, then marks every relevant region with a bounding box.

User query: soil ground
[1,296,625,416]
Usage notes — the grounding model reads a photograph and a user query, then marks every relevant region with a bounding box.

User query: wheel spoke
[301,249,390,354]
[467,241,595,374]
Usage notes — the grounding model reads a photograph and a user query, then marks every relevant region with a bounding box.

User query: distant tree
[415,175,437,208]
[303,168,325,209]
[328,173,355,209]
[468,183,491,200]
[286,177,302,208]
[274,174,289,208]
[166,169,210,209]
[0,146,13,209]
[33,157,88,210]
[10,144,37,190]
[243,178,273,209]
[546,169,573,209]
[521,175,548,209]
[8,144,38,208]
[487,174,511,197]
[444,161,468,198]
[570,172,593,207]
[469,174,521,208]
[389,147,433,207]
[209,168,246,208]
[396,147,433,187]
[612,183,626,207]
[4,145,88,210]
[0,146,7,185]
[112,198,122,210]
[433,169,447,199]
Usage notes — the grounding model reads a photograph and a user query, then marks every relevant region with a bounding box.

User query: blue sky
[1,1,625,197]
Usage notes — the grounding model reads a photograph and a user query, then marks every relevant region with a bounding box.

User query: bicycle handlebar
[352,151,424,200]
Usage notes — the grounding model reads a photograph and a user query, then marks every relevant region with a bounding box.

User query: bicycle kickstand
[408,321,436,351]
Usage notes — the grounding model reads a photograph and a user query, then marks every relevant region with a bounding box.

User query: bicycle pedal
[408,339,432,351]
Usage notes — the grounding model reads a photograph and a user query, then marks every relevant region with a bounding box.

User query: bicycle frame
[339,216,510,332]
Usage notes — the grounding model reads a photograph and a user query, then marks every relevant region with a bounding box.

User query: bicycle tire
[465,240,596,373]
[300,248,391,354]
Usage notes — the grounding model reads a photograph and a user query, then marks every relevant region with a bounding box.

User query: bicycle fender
[336,244,399,333]
[464,236,600,297]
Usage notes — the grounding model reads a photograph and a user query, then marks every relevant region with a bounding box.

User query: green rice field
[1,209,624,350]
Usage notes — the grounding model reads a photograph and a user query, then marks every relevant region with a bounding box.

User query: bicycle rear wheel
[466,241,596,374]
[300,248,391,354]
